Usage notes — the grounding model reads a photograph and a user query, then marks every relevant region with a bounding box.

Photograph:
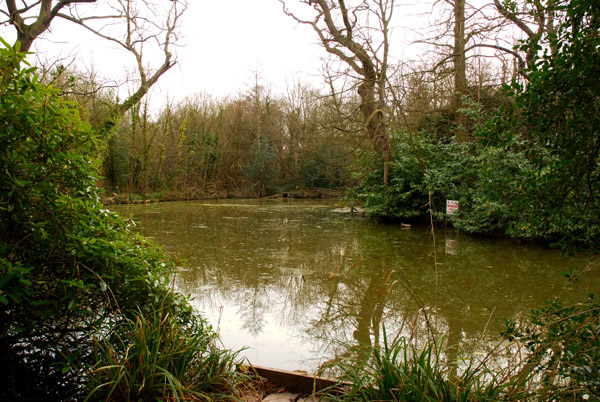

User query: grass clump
[323,295,600,401]
[87,303,244,401]
[323,329,508,401]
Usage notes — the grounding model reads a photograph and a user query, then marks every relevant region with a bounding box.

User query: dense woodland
[101,81,353,197]
[0,0,599,400]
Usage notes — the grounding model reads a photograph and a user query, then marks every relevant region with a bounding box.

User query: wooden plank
[240,365,340,394]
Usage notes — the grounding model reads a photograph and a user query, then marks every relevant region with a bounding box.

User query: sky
[156,0,332,101]
[163,0,432,104]
[2,0,332,106]
[0,0,435,108]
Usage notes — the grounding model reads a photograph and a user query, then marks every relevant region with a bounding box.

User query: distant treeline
[52,62,504,200]
[89,80,354,198]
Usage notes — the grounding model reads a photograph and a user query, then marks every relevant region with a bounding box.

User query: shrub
[350,127,600,247]
[349,132,475,222]
[502,295,600,400]
[0,38,242,400]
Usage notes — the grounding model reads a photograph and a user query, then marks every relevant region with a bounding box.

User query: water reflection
[112,199,599,373]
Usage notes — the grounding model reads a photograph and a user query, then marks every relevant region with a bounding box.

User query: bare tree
[409,0,532,138]
[280,0,393,185]
[1,0,187,128]
[284,78,314,178]
[419,1,507,136]
[426,0,560,88]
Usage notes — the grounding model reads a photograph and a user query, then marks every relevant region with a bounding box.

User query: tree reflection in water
[111,200,600,374]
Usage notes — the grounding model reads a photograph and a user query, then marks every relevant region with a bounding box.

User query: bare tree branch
[2,0,187,135]
[5,0,97,51]
[280,0,393,184]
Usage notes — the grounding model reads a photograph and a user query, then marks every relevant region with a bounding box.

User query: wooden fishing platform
[240,364,340,395]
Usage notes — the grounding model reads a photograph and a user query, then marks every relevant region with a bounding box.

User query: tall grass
[85,304,245,401]
[320,294,600,402]
[322,327,513,401]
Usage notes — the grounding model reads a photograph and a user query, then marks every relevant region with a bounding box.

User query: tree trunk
[358,74,390,185]
[454,0,469,139]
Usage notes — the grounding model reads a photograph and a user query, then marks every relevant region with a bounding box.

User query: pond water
[111,199,599,374]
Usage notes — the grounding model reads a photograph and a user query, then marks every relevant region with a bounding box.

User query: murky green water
[111,199,599,373]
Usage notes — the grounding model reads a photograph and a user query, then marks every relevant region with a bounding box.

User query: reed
[85,304,245,401]
[322,327,514,401]
[320,292,600,401]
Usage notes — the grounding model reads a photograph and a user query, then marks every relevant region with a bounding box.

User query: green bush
[349,132,475,222]
[0,38,241,400]
[350,125,599,247]
[502,295,600,400]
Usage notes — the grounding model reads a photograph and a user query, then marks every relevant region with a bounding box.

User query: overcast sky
[1,0,435,108]
[158,0,331,101]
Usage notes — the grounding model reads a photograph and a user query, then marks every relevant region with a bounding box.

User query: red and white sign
[446,200,459,215]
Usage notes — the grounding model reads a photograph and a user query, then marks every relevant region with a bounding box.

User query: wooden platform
[240,364,339,394]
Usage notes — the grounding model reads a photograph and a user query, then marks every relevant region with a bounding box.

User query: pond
[111,199,599,374]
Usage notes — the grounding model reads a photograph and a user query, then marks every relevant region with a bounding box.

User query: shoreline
[100,187,344,205]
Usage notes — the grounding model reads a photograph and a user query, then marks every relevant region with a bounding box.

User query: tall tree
[280,0,393,185]
[453,0,469,136]
[426,0,512,137]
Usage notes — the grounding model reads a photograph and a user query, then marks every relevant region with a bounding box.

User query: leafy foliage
[349,132,474,222]
[503,0,600,247]
[0,39,241,400]
[502,295,600,400]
